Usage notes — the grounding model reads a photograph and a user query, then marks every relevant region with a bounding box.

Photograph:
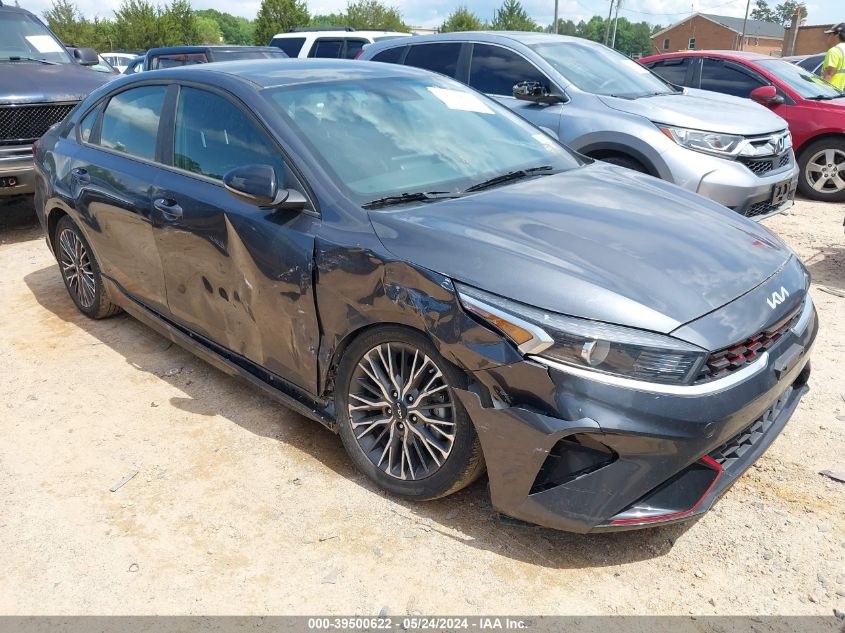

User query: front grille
[739,151,790,177]
[696,308,800,383]
[709,388,792,469]
[0,103,77,145]
[745,200,782,218]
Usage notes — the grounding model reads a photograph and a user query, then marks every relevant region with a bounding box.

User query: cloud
[18,0,841,30]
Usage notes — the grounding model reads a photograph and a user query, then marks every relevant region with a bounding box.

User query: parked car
[0,2,111,198]
[66,46,119,74]
[134,45,287,72]
[102,51,142,73]
[359,32,799,221]
[269,27,409,59]
[33,59,817,532]
[122,55,144,75]
[642,51,845,202]
[783,53,824,77]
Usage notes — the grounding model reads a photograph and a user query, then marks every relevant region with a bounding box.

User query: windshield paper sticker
[26,35,64,54]
[427,87,494,114]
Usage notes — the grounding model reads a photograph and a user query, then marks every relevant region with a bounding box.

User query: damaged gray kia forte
[33,60,818,532]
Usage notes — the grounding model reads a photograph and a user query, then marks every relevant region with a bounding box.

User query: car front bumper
[457,297,817,533]
[0,145,36,196]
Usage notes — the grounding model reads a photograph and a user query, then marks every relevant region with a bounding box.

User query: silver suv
[359,32,799,220]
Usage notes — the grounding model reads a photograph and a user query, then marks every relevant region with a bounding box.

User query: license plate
[770,179,792,206]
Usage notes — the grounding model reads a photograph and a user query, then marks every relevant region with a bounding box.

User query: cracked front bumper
[458,300,817,534]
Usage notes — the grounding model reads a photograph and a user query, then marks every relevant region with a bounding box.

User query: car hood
[0,62,113,105]
[369,163,793,334]
[598,89,787,135]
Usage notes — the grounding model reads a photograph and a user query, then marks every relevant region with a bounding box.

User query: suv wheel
[797,138,845,202]
[55,215,122,319]
[335,326,485,500]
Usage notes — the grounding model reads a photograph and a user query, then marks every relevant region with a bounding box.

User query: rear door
[68,83,170,312]
[698,57,767,98]
[151,84,321,392]
[644,56,695,88]
[402,42,464,79]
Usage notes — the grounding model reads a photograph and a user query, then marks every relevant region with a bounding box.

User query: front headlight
[456,284,707,386]
[658,124,745,158]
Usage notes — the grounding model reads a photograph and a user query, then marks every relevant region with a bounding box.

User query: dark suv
[0,2,111,198]
[136,46,287,72]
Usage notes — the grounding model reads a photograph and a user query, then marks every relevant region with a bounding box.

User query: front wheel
[797,139,845,202]
[335,327,485,500]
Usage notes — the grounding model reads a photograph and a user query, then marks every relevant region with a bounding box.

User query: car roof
[0,3,35,14]
[644,50,773,61]
[146,45,283,55]
[272,30,408,38]
[142,58,444,89]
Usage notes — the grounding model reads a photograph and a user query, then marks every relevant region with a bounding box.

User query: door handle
[71,168,90,184]
[153,197,183,220]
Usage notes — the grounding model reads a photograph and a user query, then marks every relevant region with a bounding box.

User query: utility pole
[604,0,614,44]
[611,0,622,49]
[554,0,559,34]
[739,0,751,50]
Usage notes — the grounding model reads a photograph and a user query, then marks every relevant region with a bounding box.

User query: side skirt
[102,276,337,431]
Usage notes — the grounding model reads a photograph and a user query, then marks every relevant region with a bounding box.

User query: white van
[269,27,410,59]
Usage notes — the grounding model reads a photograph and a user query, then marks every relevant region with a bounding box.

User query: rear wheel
[55,215,121,319]
[335,326,485,500]
[797,138,845,202]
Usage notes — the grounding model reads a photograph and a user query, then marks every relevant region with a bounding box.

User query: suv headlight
[658,124,745,158]
[456,284,707,386]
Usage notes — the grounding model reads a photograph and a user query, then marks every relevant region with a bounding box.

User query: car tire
[54,215,122,319]
[599,155,648,174]
[797,138,845,202]
[335,326,485,500]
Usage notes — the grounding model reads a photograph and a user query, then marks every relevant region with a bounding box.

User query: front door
[151,85,321,393]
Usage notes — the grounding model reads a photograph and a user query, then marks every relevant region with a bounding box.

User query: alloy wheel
[805,148,845,194]
[347,342,456,481]
[58,228,96,309]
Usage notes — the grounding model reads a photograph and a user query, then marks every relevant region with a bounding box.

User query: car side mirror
[750,85,784,105]
[223,164,307,210]
[74,47,100,66]
[513,81,564,105]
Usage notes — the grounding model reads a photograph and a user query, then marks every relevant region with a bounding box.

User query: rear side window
[174,87,284,181]
[271,36,306,57]
[153,53,208,69]
[310,39,343,58]
[78,107,99,143]
[344,39,368,59]
[99,85,166,160]
[469,44,549,95]
[404,43,461,78]
[700,58,765,98]
[647,58,692,87]
[371,46,405,64]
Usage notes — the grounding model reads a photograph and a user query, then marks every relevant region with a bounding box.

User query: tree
[253,0,310,45]
[490,0,538,32]
[43,0,93,47]
[161,0,200,46]
[344,0,407,31]
[311,12,347,26]
[113,0,163,50]
[440,6,484,32]
[749,0,807,26]
[196,9,254,44]
[546,18,577,35]
[750,0,775,22]
[195,15,223,43]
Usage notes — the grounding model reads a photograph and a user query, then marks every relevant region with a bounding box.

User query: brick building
[782,24,835,56]
[651,13,784,56]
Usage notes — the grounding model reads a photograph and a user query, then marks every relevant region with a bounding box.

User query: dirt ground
[0,196,843,616]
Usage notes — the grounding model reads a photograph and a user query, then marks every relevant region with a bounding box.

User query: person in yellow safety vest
[822,23,845,91]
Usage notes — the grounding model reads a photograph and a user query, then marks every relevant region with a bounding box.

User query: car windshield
[530,41,673,98]
[757,58,843,99]
[210,49,288,61]
[265,75,580,205]
[0,12,72,64]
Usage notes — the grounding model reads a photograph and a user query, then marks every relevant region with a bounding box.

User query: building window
[663,38,670,50]
[688,37,696,49]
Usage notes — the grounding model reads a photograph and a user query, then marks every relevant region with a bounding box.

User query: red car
[641,51,845,202]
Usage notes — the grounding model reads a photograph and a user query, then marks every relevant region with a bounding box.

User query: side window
[372,45,405,64]
[174,86,285,183]
[310,39,343,58]
[688,38,696,49]
[78,106,99,143]
[403,43,461,78]
[662,38,669,50]
[98,85,166,160]
[700,59,765,98]
[343,38,367,59]
[153,53,207,69]
[469,44,549,96]
[271,36,306,57]
[647,58,692,87]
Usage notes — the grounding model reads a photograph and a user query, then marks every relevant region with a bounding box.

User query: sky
[18,0,842,31]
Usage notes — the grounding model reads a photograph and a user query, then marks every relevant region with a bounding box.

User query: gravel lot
[0,196,843,616]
